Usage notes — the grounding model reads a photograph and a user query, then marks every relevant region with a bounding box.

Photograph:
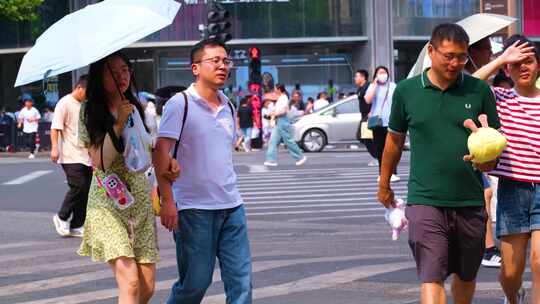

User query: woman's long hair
[84,51,147,147]
[275,83,289,98]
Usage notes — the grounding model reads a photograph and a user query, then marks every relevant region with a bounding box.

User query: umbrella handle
[106,62,126,100]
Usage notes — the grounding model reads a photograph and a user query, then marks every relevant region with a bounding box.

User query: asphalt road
[0,148,531,303]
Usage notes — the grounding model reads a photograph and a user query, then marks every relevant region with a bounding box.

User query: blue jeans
[496,178,540,237]
[167,205,252,304]
[265,116,303,162]
[240,127,252,150]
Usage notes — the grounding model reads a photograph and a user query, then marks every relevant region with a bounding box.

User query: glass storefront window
[142,0,366,42]
[393,0,481,37]
[157,53,353,100]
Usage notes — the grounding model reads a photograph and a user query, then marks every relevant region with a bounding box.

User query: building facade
[0,0,535,110]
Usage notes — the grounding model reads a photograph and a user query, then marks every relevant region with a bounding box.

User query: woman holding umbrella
[77,51,165,304]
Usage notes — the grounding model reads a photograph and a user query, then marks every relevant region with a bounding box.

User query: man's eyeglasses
[433,47,469,64]
[195,57,234,68]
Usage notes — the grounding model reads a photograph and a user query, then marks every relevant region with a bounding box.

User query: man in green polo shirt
[377,23,500,304]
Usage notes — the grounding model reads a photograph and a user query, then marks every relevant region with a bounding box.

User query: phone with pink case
[102,173,134,210]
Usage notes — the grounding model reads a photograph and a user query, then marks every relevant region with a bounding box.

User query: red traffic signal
[249,47,260,60]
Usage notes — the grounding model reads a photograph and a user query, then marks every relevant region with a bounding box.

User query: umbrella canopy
[407,13,516,78]
[15,0,181,87]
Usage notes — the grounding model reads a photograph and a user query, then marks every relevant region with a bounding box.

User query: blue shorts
[481,174,490,189]
[496,178,540,238]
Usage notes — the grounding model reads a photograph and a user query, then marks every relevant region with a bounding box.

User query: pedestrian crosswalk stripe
[246,207,382,216]
[2,170,53,185]
[15,254,409,304]
[238,180,367,190]
[0,241,50,250]
[293,213,388,222]
[243,194,407,205]
[243,192,399,200]
[0,247,78,264]
[237,172,382,181]
[201,261,416,303]
[246,202,380,210]
[240,185,407,195]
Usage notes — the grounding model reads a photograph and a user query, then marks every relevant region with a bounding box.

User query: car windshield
[313,95,358,114]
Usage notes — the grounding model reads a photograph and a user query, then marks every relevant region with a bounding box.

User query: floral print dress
[77,103,159,263]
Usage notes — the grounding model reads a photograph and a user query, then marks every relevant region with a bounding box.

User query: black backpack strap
[172,91,188,159]
[227,101,235,121]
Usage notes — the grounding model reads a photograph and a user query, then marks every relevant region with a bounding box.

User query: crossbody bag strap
[172,91,189,159]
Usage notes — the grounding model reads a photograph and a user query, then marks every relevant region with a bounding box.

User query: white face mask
[377,73,388,83]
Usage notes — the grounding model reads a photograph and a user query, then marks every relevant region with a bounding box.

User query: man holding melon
[378,23,501,304]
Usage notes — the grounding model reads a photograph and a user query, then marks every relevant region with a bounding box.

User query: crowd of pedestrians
[20,20,538,304]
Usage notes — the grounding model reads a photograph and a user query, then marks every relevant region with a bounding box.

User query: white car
[291,95,362,152]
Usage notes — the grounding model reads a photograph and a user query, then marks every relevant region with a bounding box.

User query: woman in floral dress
[78,51,164,304]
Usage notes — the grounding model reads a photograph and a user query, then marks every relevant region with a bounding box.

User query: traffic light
[207,4,231,43]
[248,47,262,85]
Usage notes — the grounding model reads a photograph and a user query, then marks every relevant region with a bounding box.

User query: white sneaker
[367,160,378,167]
[295,156,307,166]
[482,247,502,268]
[264,161,278,167]
[53,214,70,237]
[503,288,526,304]
[28,153,35,159]
[70,227,84,238]
[377,175,401,183]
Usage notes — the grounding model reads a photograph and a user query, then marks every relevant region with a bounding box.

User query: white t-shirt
[313,98,329,111]
[51,95,91,165]
[18,107,41,133]
[274,94,289,114]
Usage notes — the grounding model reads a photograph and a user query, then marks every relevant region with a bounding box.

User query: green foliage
[0,0,44,22]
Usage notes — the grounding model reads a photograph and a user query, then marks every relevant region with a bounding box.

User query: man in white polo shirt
[154,38,252,304]
[50,75,92,237]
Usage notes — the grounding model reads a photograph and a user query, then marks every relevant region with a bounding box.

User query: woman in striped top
[474,35,540,304]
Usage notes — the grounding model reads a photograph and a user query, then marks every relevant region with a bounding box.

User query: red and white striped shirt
[490,87,540,183]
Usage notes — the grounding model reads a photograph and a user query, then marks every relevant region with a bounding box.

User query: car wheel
[301,129,326,152]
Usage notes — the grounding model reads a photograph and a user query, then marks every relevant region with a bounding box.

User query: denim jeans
[496,178,540,237]
[265,116,303,162]
[240,127,252,150]
[167,205,252,304]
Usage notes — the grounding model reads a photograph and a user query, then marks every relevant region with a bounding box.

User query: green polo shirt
[389,69,500,208]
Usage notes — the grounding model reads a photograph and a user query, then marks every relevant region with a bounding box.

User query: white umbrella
[15,0,181,87]
[407,13,516,78]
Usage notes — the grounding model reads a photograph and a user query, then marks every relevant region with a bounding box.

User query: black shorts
[406,204,487,283]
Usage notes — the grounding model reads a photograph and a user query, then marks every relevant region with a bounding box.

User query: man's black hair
[75,74,88,88]
[356,69,369,80]
[190,38,229,64]
[430,23,469,48]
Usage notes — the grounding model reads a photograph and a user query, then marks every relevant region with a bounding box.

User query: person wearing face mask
[364,66,399,182]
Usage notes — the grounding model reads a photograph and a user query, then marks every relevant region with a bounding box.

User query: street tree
[0,0,44,22]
